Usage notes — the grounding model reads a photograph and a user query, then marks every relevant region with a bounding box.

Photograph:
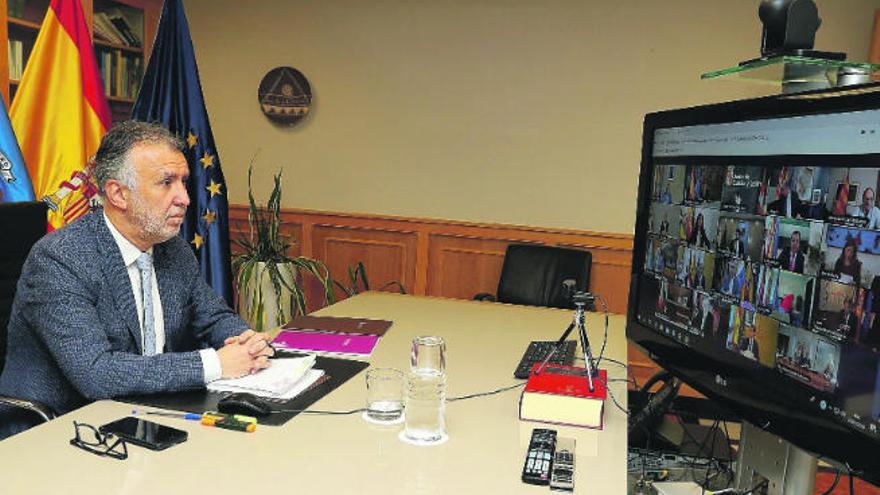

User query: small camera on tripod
[562,279,595,311]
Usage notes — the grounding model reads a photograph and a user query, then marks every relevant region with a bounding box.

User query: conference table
[0,292,628,494]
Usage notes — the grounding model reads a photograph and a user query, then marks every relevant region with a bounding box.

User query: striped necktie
[135,252,156,356]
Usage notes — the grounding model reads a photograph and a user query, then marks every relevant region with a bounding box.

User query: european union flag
[0,98,34,203]
[131,0,233,306]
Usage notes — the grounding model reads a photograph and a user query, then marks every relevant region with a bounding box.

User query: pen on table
[132,409,258,427]
[131,409,201,421]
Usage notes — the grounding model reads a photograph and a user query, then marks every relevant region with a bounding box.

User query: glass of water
[401,336,448,445]
[364,368,404,424]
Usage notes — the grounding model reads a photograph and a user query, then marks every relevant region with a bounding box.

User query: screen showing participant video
[721,166,767,215]
[763,216,824,276]
[717,213,765,261]
[649,202,682,238]
[776,323,840,393]
[766,166,823,219]
[756,266,816,329]
[822,225,880,289]
[713,257,759,308]
[653,165,686,205]
[725,308,779,367]
[813,280,863,342]
[683,165,725,207]
[676,246,715,291]
[688,290,729,340]
[824,168,880,229]
[680,206,719,249]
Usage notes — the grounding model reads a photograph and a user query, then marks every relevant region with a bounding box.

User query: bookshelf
[1,0,161,123]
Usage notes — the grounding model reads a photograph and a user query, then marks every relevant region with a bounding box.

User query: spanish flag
[10,0,111,230]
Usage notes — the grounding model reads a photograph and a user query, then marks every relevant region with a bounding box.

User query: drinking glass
[364,367,404,424]
[402,336,448,445]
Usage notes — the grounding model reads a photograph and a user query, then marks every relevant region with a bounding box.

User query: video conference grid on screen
[638,164,880,436]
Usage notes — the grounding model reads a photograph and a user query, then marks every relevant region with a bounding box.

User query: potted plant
[233,166,334,331]
[333,261,406,297]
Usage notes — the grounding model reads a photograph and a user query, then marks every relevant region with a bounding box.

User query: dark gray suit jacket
[0,211,247,422]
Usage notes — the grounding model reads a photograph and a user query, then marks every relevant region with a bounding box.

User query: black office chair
[0,201,55,428]
[475,244,592,310]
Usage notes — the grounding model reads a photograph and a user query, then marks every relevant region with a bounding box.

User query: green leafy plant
[333,261,406,297]
[233,166,335,331]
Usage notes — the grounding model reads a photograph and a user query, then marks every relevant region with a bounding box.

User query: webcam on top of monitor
[751,0,845,63]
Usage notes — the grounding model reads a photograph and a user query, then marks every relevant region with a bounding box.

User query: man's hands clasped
[217,329,274,379]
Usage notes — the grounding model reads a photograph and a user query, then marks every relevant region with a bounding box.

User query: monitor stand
[735,422,817,495]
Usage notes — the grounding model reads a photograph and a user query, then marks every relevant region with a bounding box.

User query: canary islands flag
[132,0,233,305]
[0,98,34,203]
[10,0,111,229]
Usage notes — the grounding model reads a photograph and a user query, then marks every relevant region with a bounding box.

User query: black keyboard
[514,340,577,379]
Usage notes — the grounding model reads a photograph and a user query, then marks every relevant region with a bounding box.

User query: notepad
[272,330,380,357]
[208,355,324,400]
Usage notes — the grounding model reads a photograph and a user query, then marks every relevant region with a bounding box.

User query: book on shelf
[519,364,607,429]
[94,13,126,45]
[106,8,141,48]
[95,48,143,99]
[8,40,24,81]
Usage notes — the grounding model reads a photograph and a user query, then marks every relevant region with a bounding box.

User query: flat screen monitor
[628,84,880,482]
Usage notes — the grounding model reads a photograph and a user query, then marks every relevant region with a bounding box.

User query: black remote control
[521,428,557,485]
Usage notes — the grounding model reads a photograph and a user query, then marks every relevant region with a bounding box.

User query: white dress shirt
[103,213,222,383]
[849,204,880,230]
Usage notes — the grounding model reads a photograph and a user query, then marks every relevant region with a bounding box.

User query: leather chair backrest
[496,244,592,310]
[0,202,47,374]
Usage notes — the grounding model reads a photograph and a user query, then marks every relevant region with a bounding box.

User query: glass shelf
[701,56,880,88]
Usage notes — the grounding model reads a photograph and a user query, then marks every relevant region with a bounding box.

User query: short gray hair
[93,121,184,193]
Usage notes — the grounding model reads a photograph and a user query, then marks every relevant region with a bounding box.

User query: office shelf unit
[2,0,160,123]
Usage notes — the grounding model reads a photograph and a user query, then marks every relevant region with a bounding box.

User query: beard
[128,193,186,245]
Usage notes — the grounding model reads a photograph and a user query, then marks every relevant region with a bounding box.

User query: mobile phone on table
[99,417,188,451]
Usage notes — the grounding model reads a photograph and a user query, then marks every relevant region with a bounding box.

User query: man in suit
[776,230,805,274]
[0,122,271,439]
[767,168,804,218]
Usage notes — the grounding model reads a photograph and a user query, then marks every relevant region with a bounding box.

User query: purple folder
[272,330,380,356]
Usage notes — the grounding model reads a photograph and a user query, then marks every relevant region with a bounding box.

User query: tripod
[534,291,597,392]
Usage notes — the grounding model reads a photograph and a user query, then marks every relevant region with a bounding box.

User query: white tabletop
[0,292,628,494]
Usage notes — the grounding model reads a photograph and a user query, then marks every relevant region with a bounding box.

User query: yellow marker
[200,416,256,433]
[203,411,257,425]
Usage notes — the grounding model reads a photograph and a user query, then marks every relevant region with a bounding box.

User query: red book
[519,364,607,429]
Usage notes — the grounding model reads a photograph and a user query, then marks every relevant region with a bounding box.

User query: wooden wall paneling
[310,224,419,299]
[229,204,635,312]
[425,234,513,300]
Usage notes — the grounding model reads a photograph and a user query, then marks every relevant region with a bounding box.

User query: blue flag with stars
[131,0,233,306]
[0,97,34,203]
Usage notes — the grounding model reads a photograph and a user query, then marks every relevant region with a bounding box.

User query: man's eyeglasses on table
[69,421,128,460]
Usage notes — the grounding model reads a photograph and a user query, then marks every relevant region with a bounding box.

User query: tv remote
[550,437,575,492]
[521,428,556,485]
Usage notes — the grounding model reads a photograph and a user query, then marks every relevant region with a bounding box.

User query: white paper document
[208,355,324,400]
